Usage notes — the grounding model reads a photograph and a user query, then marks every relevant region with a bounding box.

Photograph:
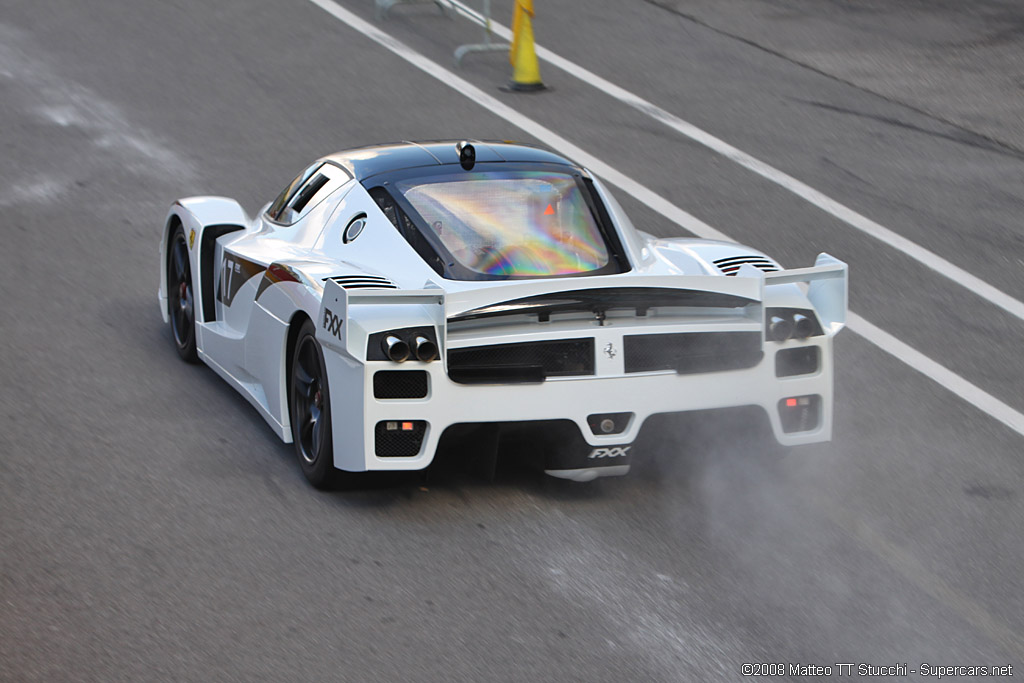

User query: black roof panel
[324,140,577,181]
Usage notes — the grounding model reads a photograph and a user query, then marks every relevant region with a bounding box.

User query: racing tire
[167,225,199,363]
[289,319,338,489]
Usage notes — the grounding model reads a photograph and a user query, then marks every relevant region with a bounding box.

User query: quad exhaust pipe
[768,315,793,342]
[382,335,411,363]
[413,336,438,362]
[767,310,818,342]
[381,334,438,362]
[792,313,814,339]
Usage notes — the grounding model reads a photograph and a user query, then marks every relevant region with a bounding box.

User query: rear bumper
[315,253,846,474]
[323,334,834,473]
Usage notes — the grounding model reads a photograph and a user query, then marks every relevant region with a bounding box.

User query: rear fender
[245,262,335,441]
[316,279,446,472]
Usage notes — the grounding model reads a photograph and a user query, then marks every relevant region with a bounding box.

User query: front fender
[158,197,250,324]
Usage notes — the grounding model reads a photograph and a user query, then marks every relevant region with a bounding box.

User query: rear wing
[758,253,848,334]
[317,253,847,356]
[444,272,764,320]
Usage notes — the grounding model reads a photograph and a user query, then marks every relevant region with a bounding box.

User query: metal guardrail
[375,0,543,90]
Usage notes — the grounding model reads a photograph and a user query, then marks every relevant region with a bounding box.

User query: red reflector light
[785,398,798,407]
[544,203,555,215]
[401,422,414,431]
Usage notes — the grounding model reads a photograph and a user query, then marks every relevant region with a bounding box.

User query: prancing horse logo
[603,342,617,359]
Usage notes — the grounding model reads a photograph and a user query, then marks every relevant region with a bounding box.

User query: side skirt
[198,348,291,443]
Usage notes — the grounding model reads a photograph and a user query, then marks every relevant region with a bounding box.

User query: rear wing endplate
[759,253,848,333]
[317,278,445,355]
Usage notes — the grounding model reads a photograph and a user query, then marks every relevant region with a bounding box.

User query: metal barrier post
[453,0,510,66]
[376,0,452,21]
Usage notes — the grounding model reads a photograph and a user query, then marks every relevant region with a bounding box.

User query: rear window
[375,166,627,280]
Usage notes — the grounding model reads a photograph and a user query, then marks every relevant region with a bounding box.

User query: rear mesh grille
[375,420,427,456]
[624,332,763,374]
[712,256,779,276]
[779,395,821,433]
[373,371,428,399]
[326,275,397,289]
[775,346,820,377]
[447,339,594,384]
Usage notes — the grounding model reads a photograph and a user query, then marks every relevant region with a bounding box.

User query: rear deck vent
[326,275,397,289]
[712,255,779,276]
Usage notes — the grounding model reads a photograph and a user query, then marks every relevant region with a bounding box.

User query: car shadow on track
[317,406,788,507]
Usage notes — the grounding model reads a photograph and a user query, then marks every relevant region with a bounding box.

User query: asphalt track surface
[2,1,1023,681]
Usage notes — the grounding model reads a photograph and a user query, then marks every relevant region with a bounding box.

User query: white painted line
[848,313,1024,435]
[305,0,1024,439]
[447,0,1024,324]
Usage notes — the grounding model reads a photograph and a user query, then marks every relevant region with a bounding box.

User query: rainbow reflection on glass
[397,171,610,276]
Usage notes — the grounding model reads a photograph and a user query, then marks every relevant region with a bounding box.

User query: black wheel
[167,226,199,363]
[290,319,337,489]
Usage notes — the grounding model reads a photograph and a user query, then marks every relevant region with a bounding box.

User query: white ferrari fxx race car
[159,141,847,488]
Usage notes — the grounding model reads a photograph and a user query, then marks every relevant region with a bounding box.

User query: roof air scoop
[456,141,476,170]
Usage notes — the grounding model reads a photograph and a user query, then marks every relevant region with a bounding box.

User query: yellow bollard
[507,0,545,91]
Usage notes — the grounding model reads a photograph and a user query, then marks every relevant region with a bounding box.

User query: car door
[214,162,350,332]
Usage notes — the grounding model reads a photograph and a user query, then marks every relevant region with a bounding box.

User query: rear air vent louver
[712,256,779,276]
[326,275,397,289]
[624,332,763,374]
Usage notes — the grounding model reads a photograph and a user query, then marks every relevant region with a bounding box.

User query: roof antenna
[456,141,476,171]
